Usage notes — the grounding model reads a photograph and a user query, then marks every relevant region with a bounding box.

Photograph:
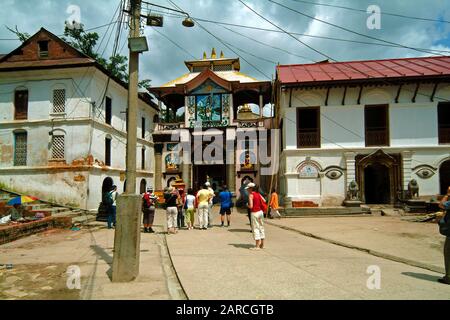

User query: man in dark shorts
[219,185,232,227]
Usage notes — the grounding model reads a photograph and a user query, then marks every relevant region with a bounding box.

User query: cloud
[0,0,449,86]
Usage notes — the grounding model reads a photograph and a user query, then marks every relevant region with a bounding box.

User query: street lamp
[143,1,195,28]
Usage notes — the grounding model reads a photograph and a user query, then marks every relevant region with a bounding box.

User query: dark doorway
[364,164,390,204]
[102,177,114,194]
[140,179,147,194]
[440,160,450,195]
[193,165,226,192]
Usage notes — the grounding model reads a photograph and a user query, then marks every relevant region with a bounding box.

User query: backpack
[103,192,113,207]
[439,212,450,237]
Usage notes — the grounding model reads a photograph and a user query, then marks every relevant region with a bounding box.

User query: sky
[1,0,450,87]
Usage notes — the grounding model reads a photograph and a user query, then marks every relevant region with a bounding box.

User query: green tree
[5,25,30,42]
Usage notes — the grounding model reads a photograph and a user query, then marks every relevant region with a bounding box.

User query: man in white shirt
[205,182,215,228]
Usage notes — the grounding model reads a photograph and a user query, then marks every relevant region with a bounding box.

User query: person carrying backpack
[142,187,158,233]
[246,183,267,250]
[438,186,450,285]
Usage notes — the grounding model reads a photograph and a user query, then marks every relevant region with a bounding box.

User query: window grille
[213,64,232,71]
[14,132,27,166]
[193,66,207,73]
[52,135,65,159]
[53,89,66,113]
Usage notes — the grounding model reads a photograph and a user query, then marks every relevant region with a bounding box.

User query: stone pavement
[265,215,445,273]
[0,216,182,300]
[165,208,450,300]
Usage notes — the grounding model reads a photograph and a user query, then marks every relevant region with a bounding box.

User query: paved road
[165,208,450,300]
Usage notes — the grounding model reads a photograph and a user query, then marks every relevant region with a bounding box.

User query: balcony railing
[366,128,389,146]
[439,126,450,144]
[156,122,184,131]
[297,131,320,148]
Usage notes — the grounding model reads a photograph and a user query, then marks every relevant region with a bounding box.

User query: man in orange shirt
[269,188,281,219]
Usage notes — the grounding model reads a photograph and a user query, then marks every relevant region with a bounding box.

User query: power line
[143,10,450,55]
[167,0,272,80]
[151,27,196,59]
[238,0,332,62]
[268,0,447,57]
[289,0,450,24]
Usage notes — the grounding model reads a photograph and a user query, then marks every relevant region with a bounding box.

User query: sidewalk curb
[157,228,189,300]
[266,220,445,274]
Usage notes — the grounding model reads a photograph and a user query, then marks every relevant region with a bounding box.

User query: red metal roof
[277,56,450,85]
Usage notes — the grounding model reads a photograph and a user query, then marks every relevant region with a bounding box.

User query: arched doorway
[102,177,114,194]
[140,179,147,194]
[364,164,390,204]
[440,160,450,195]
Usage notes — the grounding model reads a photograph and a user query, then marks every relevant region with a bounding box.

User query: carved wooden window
[365,104,389,147]
[105,137,111,166]
[52,89,66,113]
[14,90,28,120]
[438,102,450,144]
[51,135,65,160]
[14,132,27,166]
[105,97,112,125]
[297,107,320,148]
[213,64,232,71]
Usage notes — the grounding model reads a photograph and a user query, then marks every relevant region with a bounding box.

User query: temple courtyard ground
[1,208,449,300]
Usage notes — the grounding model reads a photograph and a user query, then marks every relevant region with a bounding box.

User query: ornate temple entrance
[356,150,401,204]
[193,164,226,192]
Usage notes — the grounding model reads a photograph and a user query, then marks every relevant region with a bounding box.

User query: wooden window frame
[105,96,112,125]
[141,148,146,170]
[105,137,111,166]
[14,90,28,120]
[364,104,390,147]
[38,40,49,58]
[296,107,321,149]
[141,117,146,139]
[13,131,27,166]
[438,102,450,144]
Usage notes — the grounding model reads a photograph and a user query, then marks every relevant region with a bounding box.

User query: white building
[276,56,450,207]
[0,28,158,210]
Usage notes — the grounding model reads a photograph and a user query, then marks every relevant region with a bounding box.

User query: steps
[282,206,371,217]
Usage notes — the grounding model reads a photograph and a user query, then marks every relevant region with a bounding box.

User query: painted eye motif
[325,170,343,180]
[416,168,434,179]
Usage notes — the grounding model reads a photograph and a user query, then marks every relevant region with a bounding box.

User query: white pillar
[344,152,356,189]
[402,151,414,191]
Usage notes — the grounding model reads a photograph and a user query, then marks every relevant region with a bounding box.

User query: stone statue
[408,179,419,198]
[347,180,360,201]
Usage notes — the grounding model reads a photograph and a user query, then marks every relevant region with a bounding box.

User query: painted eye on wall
[415,168,434,179]
[325,170,343,180]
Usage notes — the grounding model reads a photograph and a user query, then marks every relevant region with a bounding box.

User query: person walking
[184,188,196,230]
[176,189,185,229]
[103,186,115,229]
[205,182,215,228]
[142,187,158,233]
[269,188,282,219]
[197,184,212,230]
[164,187,178,234]
[219,185,233,227]
[247,183,267,250]
[438,186,450,285]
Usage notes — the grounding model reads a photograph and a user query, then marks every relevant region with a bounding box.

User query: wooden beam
[325,87,330,106]
[357,85,363,105]
[341,86,347,106]
[289,87,293,108]
[412,83,420,103]
[395,84,403,103]
[430,82,439,102]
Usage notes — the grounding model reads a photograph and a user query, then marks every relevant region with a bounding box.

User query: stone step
[282,207,370,216]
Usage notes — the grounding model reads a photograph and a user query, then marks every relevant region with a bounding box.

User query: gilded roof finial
[203,51,207,59]
[220,50,224,58]
[211,48,216,59]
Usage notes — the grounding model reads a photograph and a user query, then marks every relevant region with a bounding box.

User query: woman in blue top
[219,185,233,227]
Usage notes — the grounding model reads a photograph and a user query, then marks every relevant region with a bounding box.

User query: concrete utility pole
[112,0,143,282]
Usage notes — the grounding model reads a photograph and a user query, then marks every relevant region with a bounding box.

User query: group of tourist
[158,182,281,250]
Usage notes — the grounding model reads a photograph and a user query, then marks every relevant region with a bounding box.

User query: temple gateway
[149,49,273,197]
